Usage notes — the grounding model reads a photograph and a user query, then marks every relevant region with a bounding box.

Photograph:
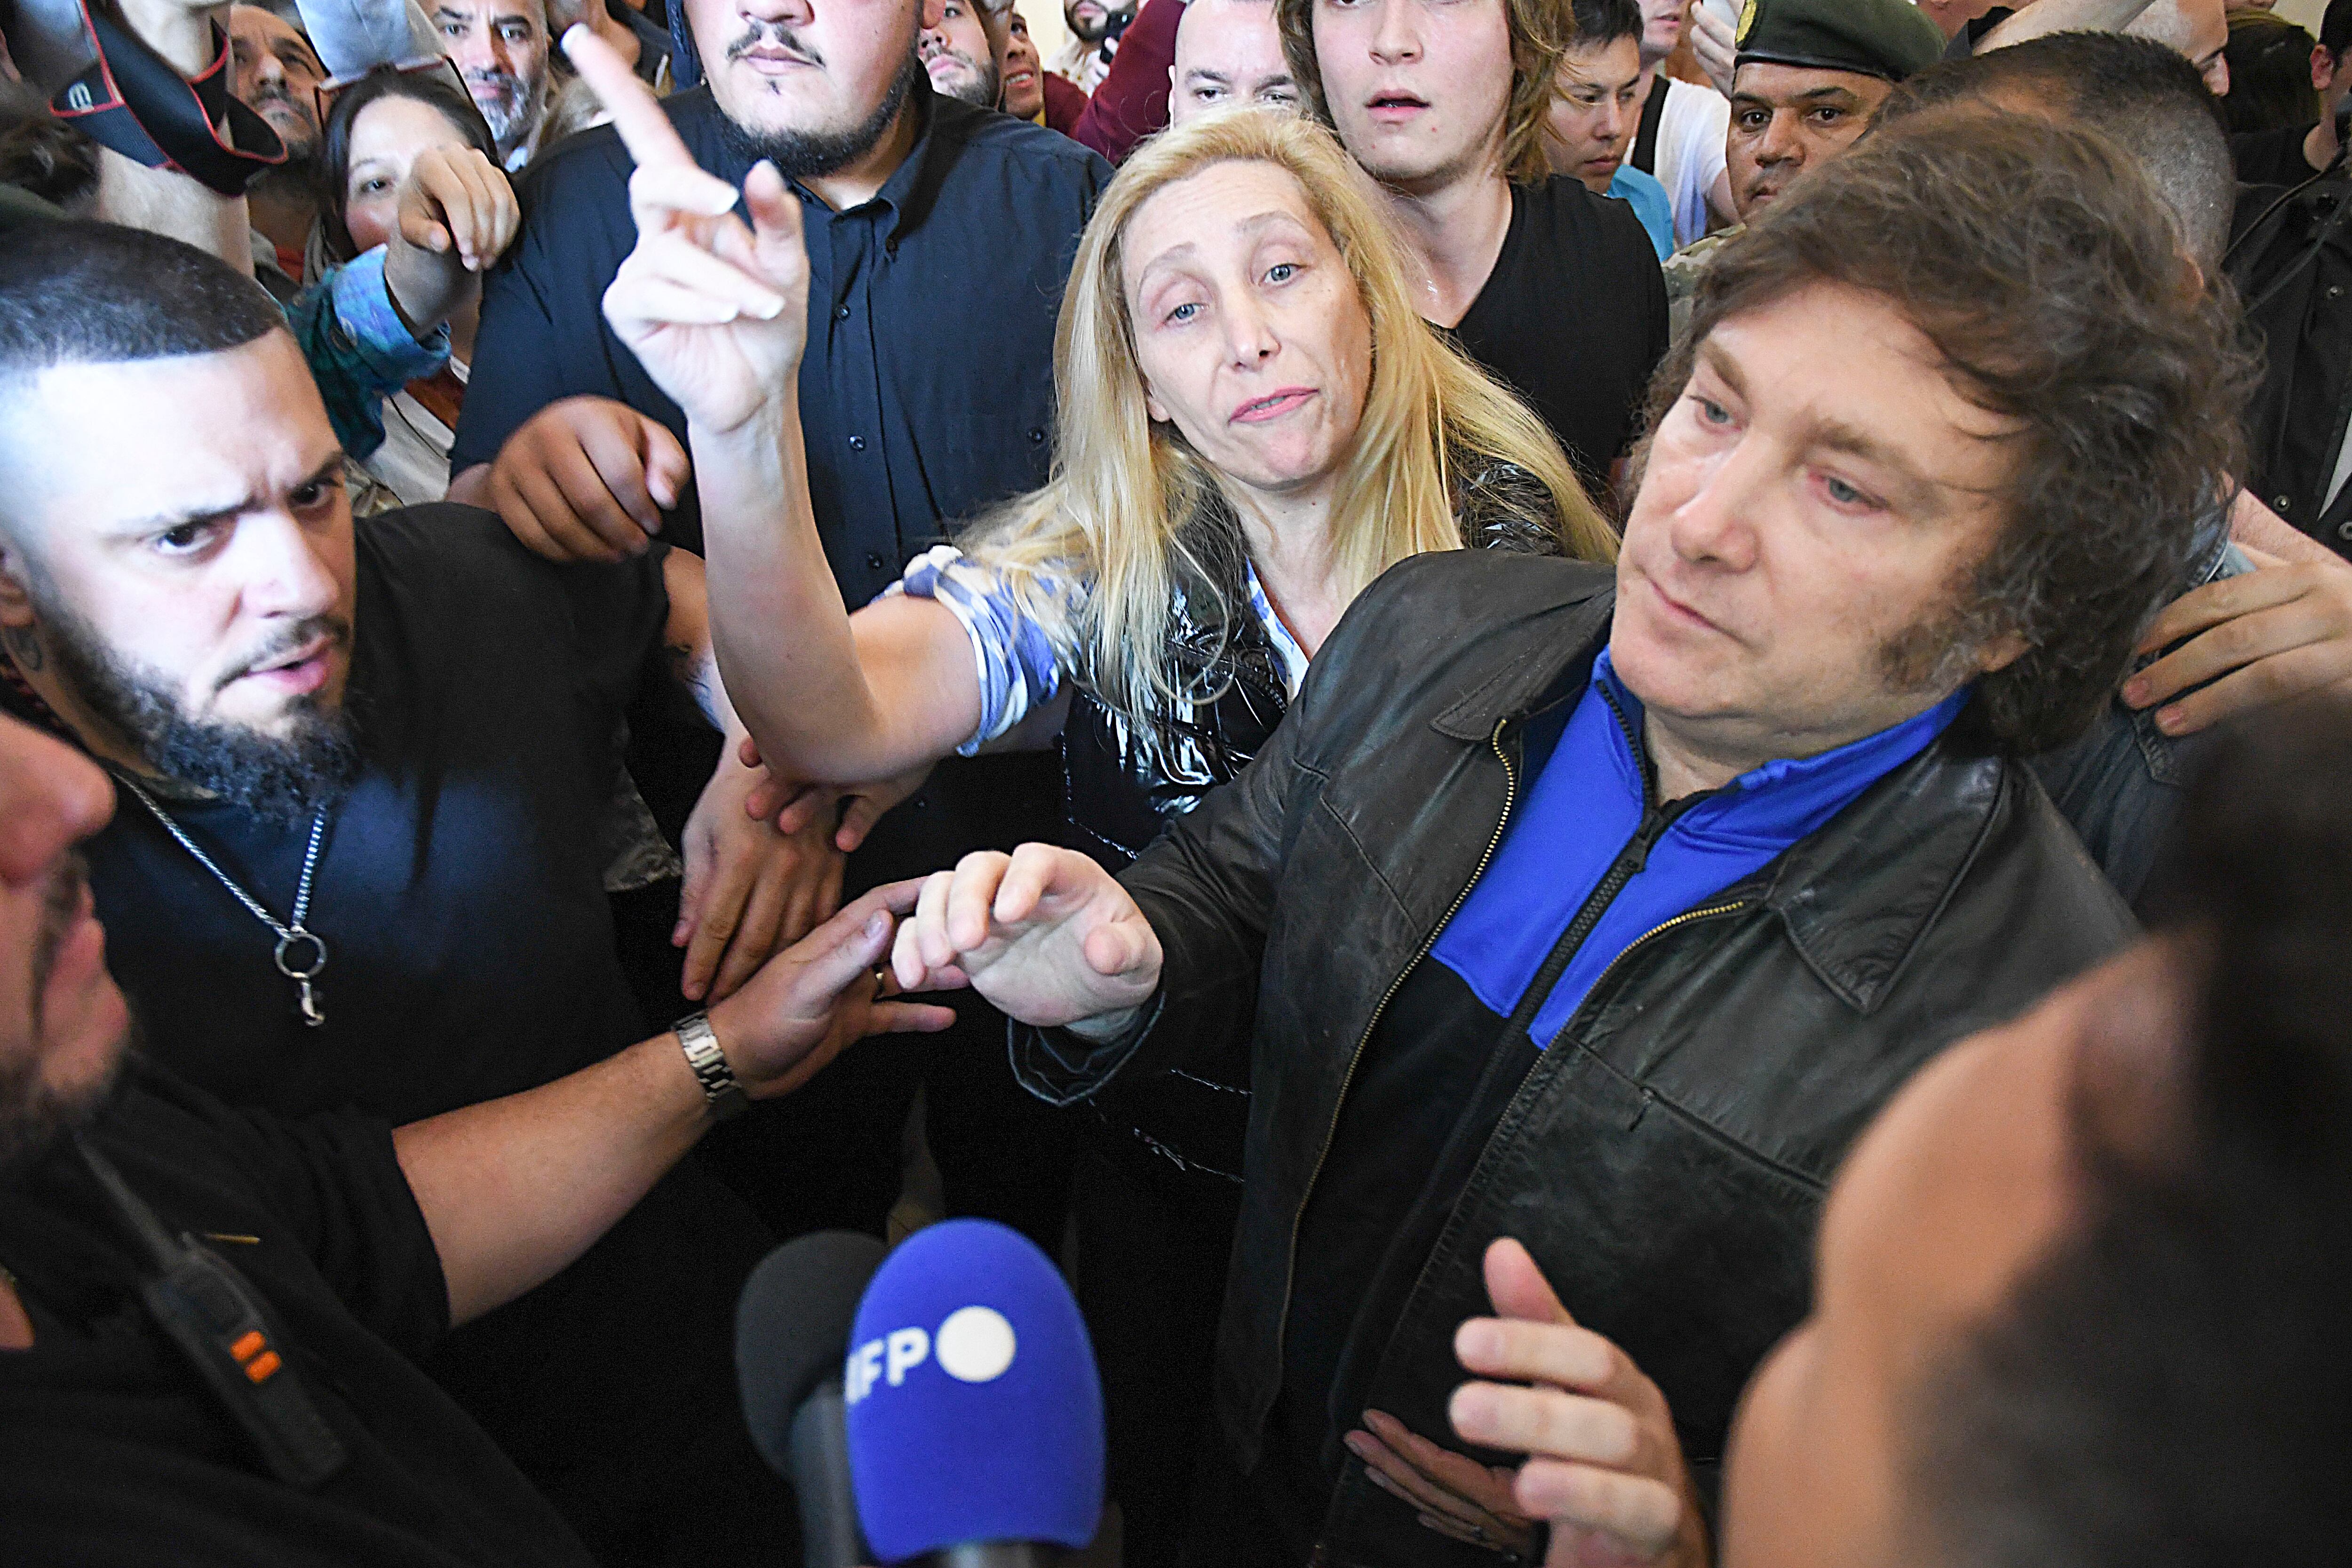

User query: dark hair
[1568,0,1640,53]
[1912,697,2352,1565]
[1277,0,1571,184]
[313,66,499,261]
[0,112,102,216]
[1653,114,2249,756]
[2326,0,2352,60]
[2224,13,2324,136]
[1881,30,2235,269]
[0,221,286,384]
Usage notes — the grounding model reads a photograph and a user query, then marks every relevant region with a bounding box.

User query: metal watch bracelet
[675,1011,750,1122]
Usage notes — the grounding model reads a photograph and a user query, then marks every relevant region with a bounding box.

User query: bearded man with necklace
[0,222,836,1563]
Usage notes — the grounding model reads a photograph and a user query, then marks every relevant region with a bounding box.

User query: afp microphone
[737,1231,891,1568]
[845,1219,1104,1566]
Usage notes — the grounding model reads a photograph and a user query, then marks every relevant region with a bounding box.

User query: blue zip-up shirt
[1432,650,1971,1046]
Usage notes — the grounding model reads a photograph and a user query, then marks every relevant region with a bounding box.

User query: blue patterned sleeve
[282,248,451,461]
[888,545,1075,755]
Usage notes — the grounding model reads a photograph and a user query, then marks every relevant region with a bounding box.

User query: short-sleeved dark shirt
[0,1059,594,1567]
[1445,175,1673,487]
[453,76,1113,592]
[49,507,668,1122]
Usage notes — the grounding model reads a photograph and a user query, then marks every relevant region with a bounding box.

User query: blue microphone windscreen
[737,1231,890,1478]
[845,1219,1104,1562]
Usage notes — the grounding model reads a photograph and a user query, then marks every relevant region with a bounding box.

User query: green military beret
[1732,0,1947,82]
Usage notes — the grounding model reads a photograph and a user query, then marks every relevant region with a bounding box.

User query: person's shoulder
[518,88,728,197]
[1520,174,1661,262]
[1345,550,1615,649]
[355,502,589,608]
[929,97,1113,193]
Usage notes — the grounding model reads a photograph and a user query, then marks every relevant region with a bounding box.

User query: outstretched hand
[564,24,811,435]
[890,845,1162,1032]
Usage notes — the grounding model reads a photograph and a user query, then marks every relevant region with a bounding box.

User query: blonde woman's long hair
[961,109,1615,746]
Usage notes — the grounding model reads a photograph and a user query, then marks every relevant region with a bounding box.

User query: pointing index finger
[562,24,698,172]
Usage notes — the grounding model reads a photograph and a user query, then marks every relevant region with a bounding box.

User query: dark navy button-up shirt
[452,78,1112,604]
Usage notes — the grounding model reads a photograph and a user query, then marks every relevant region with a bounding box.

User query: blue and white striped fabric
[889,545,1311,755]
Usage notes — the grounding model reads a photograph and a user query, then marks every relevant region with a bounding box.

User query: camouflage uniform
[1662,227,1743,342]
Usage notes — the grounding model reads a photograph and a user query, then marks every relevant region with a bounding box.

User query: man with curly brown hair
[890,113,2251,1566]
[1275,0,1668,487]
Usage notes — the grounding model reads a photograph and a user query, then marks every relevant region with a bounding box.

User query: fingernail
[867,912,889,936]
[2121,677,2147,706]
[1458,1320,1501,1362]
[1342,1433,1372,1457]
[2157,705,2184,733]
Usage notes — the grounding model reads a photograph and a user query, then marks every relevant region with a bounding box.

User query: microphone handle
[926,1546,1059,1568]
[789,1382,870,1568]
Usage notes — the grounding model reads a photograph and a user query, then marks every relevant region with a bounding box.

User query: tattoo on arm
[7,624,43,673]
[666,638,724,729]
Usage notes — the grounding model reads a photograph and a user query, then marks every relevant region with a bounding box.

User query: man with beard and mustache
[1052,0,1135,90]
[432,0,558,165]
[227,4,330,286]
[0,220,851,1561]
[445,3,1110,1281]
[921,0,1000,106]
[0,707,947,1565]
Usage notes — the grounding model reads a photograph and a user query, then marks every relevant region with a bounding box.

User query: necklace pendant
[296,978,326,1028]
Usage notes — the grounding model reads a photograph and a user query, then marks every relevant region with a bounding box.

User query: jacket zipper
[1568,898,1752,1027]
[1270,716,1520,1392]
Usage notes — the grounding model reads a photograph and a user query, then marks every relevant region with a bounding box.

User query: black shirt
[1262,962,1530,1550]
[70,507,666,1121]
[0,1060,593,1568]
[1446,176,1672,486]
[2232,123,2327,189]
[453,78,1112,588]
[9,507,792,1556]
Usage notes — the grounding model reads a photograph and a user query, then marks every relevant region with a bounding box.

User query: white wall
[1016,0,1076,69]
[2273,0,2328,35]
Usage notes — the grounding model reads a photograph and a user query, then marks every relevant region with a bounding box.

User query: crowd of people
[1,0,2351,1562]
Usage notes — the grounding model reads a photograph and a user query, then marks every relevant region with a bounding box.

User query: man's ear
[2312,43,2336,97]
[1975,629,2030,677]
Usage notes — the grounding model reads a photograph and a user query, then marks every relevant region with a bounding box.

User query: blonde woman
[572,44,1613,1553]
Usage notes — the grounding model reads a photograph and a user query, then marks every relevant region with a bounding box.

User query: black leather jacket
[1056,468,1564,1192]
[1015,552,2135,1564]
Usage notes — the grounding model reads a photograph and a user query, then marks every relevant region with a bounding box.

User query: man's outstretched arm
[394,882,950,1326]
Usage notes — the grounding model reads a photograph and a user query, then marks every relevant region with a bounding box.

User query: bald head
[1169,0,1299,124]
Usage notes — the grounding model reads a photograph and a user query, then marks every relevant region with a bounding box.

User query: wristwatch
[675,1012,749,1122]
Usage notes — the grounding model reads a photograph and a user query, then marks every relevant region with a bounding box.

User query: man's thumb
[1484,1237,1574,1327]
[640,417,691,509]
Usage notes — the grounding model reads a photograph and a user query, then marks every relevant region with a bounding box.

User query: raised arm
[562,27,990,783]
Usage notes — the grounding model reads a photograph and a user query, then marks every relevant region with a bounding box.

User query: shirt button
[849,435,866,451]
[865,552,886,570]
[834,305,850,320]
[1028,427,1046,445]
[2339,520,2352,542]
[2277,494,2294,511]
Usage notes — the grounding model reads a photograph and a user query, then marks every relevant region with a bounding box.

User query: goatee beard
[38,597,362,828]
[717,50,920,179]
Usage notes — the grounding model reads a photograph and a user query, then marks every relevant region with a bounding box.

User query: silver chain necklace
[116,777,330,1028]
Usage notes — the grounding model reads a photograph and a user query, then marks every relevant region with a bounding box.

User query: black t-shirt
[72,505,664,1122]
[10,507,794,1555]
[0,1059,594,1567]
[1263,962,1537,1545]
[2233,123,2326,189]
[1446,176,1672,486]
